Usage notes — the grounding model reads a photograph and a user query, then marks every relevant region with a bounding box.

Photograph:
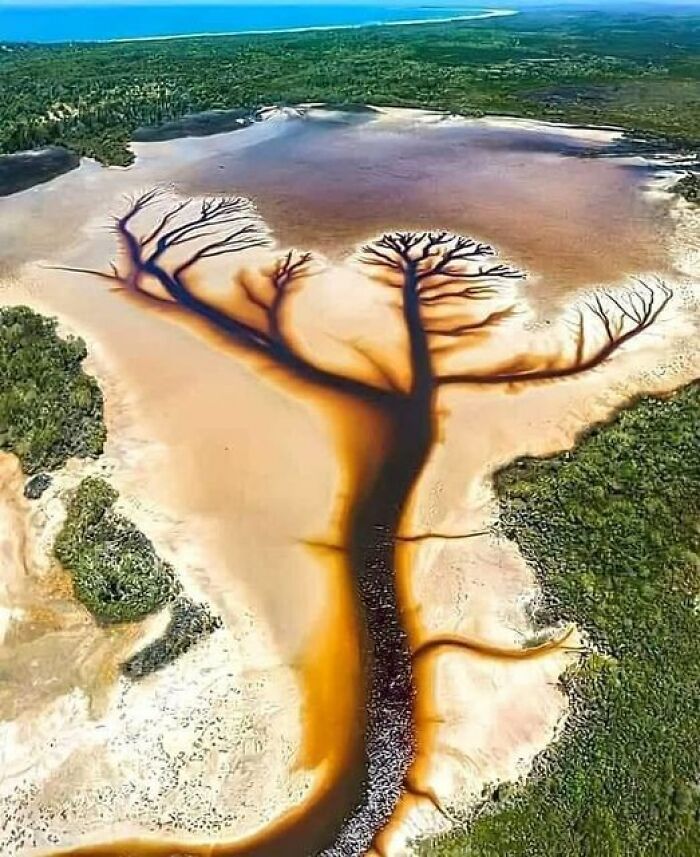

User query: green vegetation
[421,384,700,857]
[122,597,222,679]
[55,477,177,624]
[0,305,218,669]
[23,472,52,500]
[0,306,105,473]
[1,9,699,168]
[55,476,222,674]
[675,172,700,205]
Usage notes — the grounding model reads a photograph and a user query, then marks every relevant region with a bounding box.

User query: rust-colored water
[179,112,672,298]
[0,109,692,857]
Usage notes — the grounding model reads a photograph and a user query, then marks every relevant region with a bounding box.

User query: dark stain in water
[0,146,79,196]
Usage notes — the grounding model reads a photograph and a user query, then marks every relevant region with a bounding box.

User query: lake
[0,106,693,857]
[0,4,510,44]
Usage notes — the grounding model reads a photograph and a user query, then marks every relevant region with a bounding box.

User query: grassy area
[54,477,177,624]
[420,384,699,857]
[1,8,698,167]
[0,306,105,473]
[55,476,221,674]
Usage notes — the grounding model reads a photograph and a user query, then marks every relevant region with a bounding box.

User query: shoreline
[7,9,518,47]
[2,104,693,202]
[0,146,80,197]
[0,104,698,855]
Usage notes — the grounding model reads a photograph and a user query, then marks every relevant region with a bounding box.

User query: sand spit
[370,106,627,145]
[0,108,697,856]
[97,9,519,45]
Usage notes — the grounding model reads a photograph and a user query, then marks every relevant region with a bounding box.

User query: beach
[0,5,517,44]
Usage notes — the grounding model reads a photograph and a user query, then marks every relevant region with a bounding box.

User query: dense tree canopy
[422,384,700,856]
[0,306,105,473]
[54,476,177,624]
[1,9,699,168]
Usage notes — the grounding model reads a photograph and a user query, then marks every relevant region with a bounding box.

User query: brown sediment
[29,182,677,857]
[325,399,434,856]
[40,205,438,857]
[411,624,578,662]
[32,403,378,857]
[294,581,361,773]
[36,360,418,857]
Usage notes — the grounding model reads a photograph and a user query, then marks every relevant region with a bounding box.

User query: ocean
[0,4,510,44]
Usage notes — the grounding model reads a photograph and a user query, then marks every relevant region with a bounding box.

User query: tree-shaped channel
[55,189,672,857]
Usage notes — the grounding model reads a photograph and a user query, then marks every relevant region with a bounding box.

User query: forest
[0,305,104,473]
[0,8,699,167]
[422,384,700,857]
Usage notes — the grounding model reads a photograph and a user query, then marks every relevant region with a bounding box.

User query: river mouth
[0,106,695,857]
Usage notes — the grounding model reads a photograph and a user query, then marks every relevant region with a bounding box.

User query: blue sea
[0,4,504,44]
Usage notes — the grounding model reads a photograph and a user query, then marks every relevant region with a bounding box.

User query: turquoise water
[0,4,499,44]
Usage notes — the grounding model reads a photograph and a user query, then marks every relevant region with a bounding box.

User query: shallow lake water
[0,108,693,857]
[179,109,673,300]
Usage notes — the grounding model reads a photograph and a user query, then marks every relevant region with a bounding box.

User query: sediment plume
[39,191,675,857]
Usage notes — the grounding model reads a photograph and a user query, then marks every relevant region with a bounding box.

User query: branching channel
[51,193,672,857]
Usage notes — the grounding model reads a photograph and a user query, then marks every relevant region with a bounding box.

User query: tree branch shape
[360,231,520,388]
[63,213,672,400]
[47,209,674,857]
[437,280,673,386]
[60,188,398,407]
[358,230,671,390]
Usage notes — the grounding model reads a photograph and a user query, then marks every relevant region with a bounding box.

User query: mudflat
[0,108,697,857]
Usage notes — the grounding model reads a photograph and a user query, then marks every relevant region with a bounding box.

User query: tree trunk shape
[322,394,434,855]
[47,194,672,857]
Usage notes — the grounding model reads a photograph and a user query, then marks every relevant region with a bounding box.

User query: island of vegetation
[54,476,177,624]
[421,383,699,857]
[0,305,104,472]
[675,172,700,205]
[55,475,222,675]
[0,305,218,678]
[0,7,698,177]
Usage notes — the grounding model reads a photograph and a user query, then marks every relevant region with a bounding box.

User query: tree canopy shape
[51,187,673,857]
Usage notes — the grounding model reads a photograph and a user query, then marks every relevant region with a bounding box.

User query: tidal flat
[0,107,697,857]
